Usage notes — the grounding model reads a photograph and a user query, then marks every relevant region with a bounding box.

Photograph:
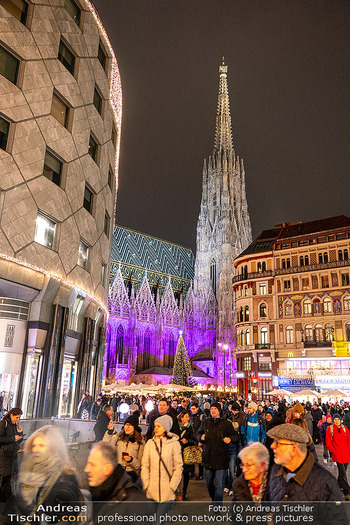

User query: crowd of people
[0,394,349,523]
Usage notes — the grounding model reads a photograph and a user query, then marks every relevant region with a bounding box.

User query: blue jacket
[241,413,266,443]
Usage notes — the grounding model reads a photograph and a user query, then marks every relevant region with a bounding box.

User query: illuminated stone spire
[214,57,233,155]
[194,59,252,371]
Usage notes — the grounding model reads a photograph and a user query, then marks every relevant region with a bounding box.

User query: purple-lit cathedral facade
[104,60,252,387]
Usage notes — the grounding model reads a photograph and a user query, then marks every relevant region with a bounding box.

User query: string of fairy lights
[0,252,109,317]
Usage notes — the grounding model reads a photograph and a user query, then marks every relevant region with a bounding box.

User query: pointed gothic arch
[210,259,217,296]
[116,324,124,364]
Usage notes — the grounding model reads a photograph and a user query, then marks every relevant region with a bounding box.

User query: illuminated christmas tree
[171,332,195,387]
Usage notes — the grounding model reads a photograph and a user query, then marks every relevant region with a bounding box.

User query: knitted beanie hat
[155,414,173,433]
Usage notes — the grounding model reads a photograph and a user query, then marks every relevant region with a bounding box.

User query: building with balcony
[0,0,121,417]
[233,215,350,398]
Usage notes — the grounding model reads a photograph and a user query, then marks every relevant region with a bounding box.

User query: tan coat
[103,431,144,472]
[141,434,183,502]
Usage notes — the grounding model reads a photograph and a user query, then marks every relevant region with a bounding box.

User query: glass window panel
[58,40,75,75]
[0,0,28,24]
[100,263,106,284]
[43,150,62,186]
[34,214,56,249]
[93,87,102,115]
[108,168,113,190]
[0,45,20,84]
[51,92,69,127]
[64,0,80,25]
[104,212,110,237]
[83,185,93,213]
[78,240,89,269]
[98,41,106,70]
[111,125,117,147]
[88,134,98,163]
[0,117,10,150]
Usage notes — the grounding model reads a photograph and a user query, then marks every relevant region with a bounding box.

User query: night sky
[94,0,350,253]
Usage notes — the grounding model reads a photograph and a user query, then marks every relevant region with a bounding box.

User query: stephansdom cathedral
[104,60,252,387]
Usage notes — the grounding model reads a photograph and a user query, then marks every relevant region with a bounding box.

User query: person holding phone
[0,407,23,502]
[103,412,144,473]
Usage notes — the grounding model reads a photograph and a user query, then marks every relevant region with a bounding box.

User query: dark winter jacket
[190,411,204,439]
[319,420,332,444]
[5,472,84,524]
[197,417,239,470]
[268,452,346,525]
[93,411,111,442]
[269,451,343,502]
[90,464,147,520]
[179,424,196,472]
[303,412,313,436]
[145,410,180,441]
[90,402,101,421]
[311,407,323,423]
[232,473,269,502]
[343,411,350,432]
[0,416,23,477]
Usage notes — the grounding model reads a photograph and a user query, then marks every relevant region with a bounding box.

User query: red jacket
[325,423,350,464]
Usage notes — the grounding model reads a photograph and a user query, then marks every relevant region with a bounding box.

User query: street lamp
[300,329,304,343]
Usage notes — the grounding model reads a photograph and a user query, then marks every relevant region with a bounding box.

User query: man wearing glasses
[267,424,346,524]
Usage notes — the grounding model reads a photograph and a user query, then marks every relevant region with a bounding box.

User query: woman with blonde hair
[103,412,144,473]
[13,425,82,517]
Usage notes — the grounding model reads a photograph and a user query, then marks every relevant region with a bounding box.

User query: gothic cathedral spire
[194,59,252,351]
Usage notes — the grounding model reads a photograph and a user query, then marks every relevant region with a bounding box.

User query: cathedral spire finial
[215,59,232,154]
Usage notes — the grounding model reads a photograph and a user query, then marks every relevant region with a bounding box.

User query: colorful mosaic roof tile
[110,226,195,292]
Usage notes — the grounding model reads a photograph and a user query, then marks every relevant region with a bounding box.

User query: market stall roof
[320,389,347,397]
[265,388,292,396]
[289,389,319,397]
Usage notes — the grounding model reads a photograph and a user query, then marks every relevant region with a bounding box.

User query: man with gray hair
[267,424,347,524]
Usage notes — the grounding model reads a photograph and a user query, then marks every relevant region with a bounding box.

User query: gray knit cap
[267,423,309,444]
[155,414,173,433]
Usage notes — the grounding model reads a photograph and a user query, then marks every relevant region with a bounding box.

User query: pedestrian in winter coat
[146,399,180,441]
[93,404,114,442]
[85,441,146,522]
[343,410,350,432]
[267,424,346,524]
[90,398,102,420]
[197,403,239,502]
[141,415,183,502]
[319,415,333,462]
[189,403,204,480]
[76,393,92,419]
[10,426,83,522]
[232,442,269,502]
[0,407,23,502]
[103,413,144,473]
[326,414,350,499]
[178,412,196,500]
[303,406,314,436]
[241,401,266,444]
[291,418,317,461]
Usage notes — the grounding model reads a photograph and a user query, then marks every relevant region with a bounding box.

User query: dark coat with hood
[303,411,313,436]
[0,415,23,477]
[197,417,239,470]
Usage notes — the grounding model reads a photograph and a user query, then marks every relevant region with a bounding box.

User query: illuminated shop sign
[258,372,272,378]
[236,372,245,378]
